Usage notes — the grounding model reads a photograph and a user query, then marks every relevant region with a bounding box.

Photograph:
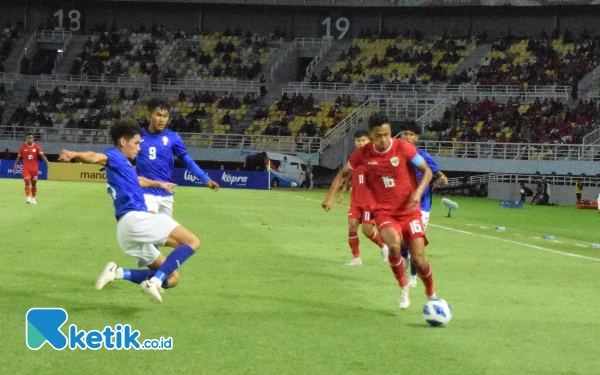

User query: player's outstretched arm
[12,155,21,173]
[179,154,219,191]
[411,161,433,211]
[322,164,351,211]
[39,152,51,169]
[58,150,108,165]
[138,176,177,193]
[335,175,350,204]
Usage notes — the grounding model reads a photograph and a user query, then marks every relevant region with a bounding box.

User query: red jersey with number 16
[350,165,375,209]
[348,138,420,216]
[18,143,43,171]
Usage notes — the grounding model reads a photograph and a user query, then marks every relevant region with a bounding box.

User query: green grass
[1,179,600,375]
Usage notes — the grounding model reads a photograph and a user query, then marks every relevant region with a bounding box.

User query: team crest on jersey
[32,149,36,152]
[162,136,169,146]
[390,157,399,167]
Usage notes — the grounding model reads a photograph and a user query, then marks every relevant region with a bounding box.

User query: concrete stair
[1,75,38,126]
[53,35,89,76]
[2,32,32,74]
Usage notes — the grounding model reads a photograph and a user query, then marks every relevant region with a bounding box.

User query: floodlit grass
[2,179,599,374]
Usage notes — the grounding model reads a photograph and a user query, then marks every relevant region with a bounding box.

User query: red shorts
[22,170,38,181]
[375,211,428,244]
[348,205,375,224]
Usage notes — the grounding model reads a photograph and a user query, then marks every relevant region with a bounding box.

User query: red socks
[367,231,386,248]
[25,184,31,197]
[418,263,435,297]
[348,231,360,258]
[31,182,37,198]
[388,254,408,288]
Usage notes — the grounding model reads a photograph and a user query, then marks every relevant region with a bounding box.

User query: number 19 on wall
[321,17,350,40]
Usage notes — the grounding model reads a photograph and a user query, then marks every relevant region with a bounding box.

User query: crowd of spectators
[7,85,137,133]
[428,96,598,144]
[475,30,600,88]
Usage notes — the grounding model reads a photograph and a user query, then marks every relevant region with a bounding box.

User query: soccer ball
[290,182,298,188]
[422,299,452,327]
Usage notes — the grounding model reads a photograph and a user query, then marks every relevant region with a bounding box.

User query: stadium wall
[489,182,600,206]
[7,1,600,39]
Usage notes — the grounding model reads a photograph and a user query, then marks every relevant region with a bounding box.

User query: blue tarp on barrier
[172,168,269,190]
[0,160,48,180]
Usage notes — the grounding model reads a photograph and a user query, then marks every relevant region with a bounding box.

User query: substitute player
[323,114,439,310]
[13,133,50,204]
[59,118,200,303]
[398,122,447,287]
[336,130,388,266]
[137,98,219,217]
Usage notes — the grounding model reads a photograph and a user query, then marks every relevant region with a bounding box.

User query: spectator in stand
[575,179,583,202]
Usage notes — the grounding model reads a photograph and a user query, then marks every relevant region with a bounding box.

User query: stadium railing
[305,37,333,80]
[319,97,445,151]
[37,74,147,91]
[151,79,261,94]
[0,73,19,89]
[287,82,571,99]
[270,38,331,81]
[446,173,600,187]
[489,173,600,187]
[0,126,320,154]
[417,140,599,161]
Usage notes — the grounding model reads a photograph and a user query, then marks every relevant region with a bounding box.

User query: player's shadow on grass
[1,285,145,318]
[216,291,397,317]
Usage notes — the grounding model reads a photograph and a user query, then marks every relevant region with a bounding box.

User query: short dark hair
[147,98,170,113]
[368,113,389,130]
[26,132,34,137]
[399,121,422,135]
[110,118,141,146]
[354,130,370,139]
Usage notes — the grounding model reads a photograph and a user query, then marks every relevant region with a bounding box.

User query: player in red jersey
[323,114,439,310]
[13,133,50,204]
[336,130,388,266]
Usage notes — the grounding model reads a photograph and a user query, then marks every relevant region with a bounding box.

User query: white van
[266,152,307,188]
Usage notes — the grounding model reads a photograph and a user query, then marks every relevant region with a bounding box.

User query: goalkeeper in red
[323,114,439,309]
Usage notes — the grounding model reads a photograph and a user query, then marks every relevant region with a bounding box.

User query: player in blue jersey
[398,122,447,287]
[138,98,219,217]
[58,119,201,303]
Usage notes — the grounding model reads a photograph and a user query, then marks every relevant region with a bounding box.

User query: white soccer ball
[422,299,452,327]
[290,182,298,188]
[520,189,524,194]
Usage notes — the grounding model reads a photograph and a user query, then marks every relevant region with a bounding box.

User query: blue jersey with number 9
[103,147,148,219]
[137,128,187,197]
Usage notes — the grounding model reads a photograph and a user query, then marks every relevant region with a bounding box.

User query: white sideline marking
[288,193,600,262]
[430,224,600,262]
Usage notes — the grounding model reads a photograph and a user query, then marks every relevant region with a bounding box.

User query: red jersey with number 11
[348,138,419,216]
[350,165,375,209]
[18,143,43,171]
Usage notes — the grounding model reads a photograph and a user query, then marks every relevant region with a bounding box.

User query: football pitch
[2,179,599,375]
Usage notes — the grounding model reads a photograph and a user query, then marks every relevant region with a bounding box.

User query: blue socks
[400,243,417,277]
[151,244,195,285]
[123,269,156,284]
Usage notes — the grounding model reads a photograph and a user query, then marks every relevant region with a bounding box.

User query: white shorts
[144,194,174,217]
[117,211,180,267]
[421,211,430,230]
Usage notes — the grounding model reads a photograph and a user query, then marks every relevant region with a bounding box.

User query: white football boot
[346,258,363,266]
[399,286,410,309]
[141,280,163,303]
[95,262,118,290]
[380,245,389,263]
